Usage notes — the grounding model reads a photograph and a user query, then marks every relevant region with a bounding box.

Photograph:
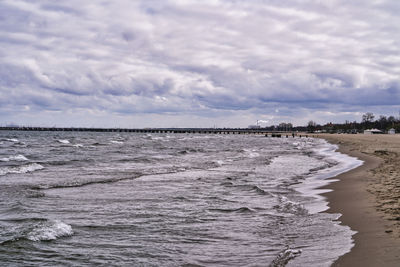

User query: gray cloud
[1,0,400,127]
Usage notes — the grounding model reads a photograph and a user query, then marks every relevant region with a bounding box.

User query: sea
[0,131,362,266]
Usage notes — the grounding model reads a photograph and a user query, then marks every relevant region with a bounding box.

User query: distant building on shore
[388,128,396,134]
[364,129,383,134]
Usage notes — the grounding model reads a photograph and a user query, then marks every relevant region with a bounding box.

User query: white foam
[6,138,19,142]
[144,134,152,139]
[268,154,326,179]
[295,139,363,213]
[27,220,73,241]
[73,144,84,148]
[248,152,260,158]
[275,196,308,215]
[270,247,302,266]
[215,160,224,166]
[243,148,260,158]
[58,139,70,144]
[0,155,28,162]
[110,140,124,144]
[0,163,44,176]
[292,141,304,150]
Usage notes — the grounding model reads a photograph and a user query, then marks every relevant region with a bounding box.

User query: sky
[1,0,400,128]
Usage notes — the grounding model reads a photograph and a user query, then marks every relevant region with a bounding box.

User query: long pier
[0,126,306,137]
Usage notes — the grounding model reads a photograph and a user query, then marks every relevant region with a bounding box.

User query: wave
[0,217,47,223]
[90,142,107,146]
[294,139,364,214]
[0,163,44,176]
[31,168,187,191]
[57,139,70,144]
[26,190,46,198]
[202,160,224,168]
[0,219,73,245]
[250,185,269,195]
[27,220,73,241]
[176,147,205,155]
[243,149,260,158]
[307,162,334,173]
[269,247,302,267]
[208,207,255,213]
[118,157,153,163]
[4,138,19,142]
[73,144,84,148]
[110,140,124,144]
[32,173,143,190]
[0,155,28,162]
[311,140,363,180]
[45,158,94,166]
[220,181,234,186]
[274,196,308,216]
[214,160,224,166]
[234,184,270,196]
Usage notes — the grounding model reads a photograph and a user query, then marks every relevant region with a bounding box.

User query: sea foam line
[295,139,363,214]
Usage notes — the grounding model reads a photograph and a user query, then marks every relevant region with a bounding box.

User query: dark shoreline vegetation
[305,112,400,134]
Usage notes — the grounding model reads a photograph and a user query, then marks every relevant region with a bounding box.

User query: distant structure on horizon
[364,128,383,134]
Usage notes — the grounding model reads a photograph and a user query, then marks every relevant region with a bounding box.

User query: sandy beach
[315,134,400,266]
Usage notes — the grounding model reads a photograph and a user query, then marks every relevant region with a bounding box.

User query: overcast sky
[1,0,399,128]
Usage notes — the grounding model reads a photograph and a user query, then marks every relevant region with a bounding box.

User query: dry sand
[314,134,400,266]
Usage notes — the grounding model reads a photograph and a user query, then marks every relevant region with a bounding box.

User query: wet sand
[315,134,400,266]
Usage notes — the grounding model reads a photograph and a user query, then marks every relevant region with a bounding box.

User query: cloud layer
[1,0,400,127]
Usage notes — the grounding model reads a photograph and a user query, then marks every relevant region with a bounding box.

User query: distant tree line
[304,112,400,133]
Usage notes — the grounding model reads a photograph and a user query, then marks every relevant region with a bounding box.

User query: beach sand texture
[316,134,400,266]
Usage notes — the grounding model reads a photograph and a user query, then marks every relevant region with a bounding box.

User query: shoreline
[315,134,400,266]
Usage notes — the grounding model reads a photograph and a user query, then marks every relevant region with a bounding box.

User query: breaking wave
[269,247,302,267]
[0,155,28,162]
[26,220,73,242]
[243,149,260,158]
[5,138,19,142]
[0,219,73,245]
[0,163,44,176]
[274,196,308,216]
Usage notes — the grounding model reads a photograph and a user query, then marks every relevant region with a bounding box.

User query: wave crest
[26,220,73,242]
[0,219,73,244]
[0,163,44,176]
[274,196,308,216]
[270,247,302,267]
[4,138,19,142]
[0,155,28,162]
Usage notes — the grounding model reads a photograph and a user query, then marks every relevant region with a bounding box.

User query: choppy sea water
[0,131,362,266]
